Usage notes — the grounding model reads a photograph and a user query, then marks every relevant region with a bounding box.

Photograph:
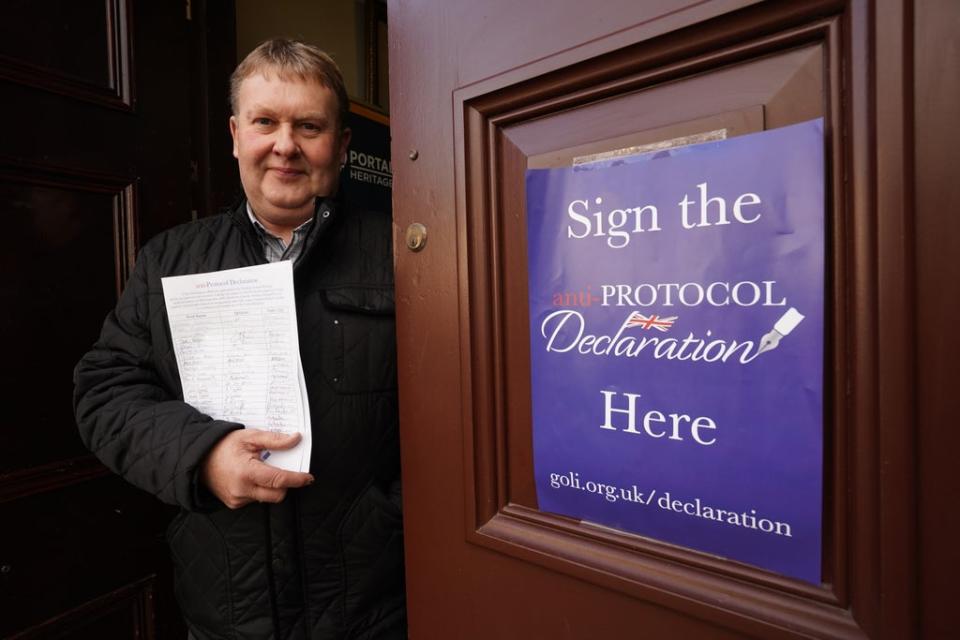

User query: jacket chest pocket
[314,286,397,393]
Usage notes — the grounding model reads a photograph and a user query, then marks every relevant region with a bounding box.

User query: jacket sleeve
[73,246,241,511]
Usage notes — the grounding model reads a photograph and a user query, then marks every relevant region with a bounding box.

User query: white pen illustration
[756,307,805,356]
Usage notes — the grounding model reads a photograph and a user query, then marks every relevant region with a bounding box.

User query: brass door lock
[405,223,428,252]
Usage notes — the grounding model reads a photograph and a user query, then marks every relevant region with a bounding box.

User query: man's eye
[254,117,273,126]
[301,122,321,132]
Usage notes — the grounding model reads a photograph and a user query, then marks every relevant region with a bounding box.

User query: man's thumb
[247,429,302,450]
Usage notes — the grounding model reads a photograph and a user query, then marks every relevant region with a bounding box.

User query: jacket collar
[227,196,341,266]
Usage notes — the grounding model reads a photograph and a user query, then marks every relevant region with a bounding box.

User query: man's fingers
[242,429,302,451]
[202,430,312,508]
[249,461,314,489]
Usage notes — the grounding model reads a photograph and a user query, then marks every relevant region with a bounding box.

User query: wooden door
[0,2,233,637]
[389,0,958,638]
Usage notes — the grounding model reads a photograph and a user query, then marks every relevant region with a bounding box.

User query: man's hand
[201,429,314,509]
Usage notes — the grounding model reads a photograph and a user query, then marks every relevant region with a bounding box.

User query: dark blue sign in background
[341,105,392,214]
[525,119,824,583]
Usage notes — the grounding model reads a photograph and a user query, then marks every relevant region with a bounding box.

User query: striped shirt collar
[246,202,322,265]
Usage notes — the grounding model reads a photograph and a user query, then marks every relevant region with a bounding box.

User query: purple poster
[526,119,824,583]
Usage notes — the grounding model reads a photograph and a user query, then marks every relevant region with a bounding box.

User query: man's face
[230,72,350,227]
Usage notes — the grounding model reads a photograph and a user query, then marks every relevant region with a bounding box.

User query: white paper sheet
[161,262,311,472]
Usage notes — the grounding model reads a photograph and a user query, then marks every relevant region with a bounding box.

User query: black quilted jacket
[74,200,405,639]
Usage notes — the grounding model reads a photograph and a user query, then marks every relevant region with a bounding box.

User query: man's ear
[338,128,352,165]
[229,116,239,159]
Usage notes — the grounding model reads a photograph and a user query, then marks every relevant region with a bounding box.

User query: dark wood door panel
[0,0,113,88]
[10,577,155,640]
[0,173,133,474]
[0,1,203,637]
[914,1,960,637]
[0,0,133,109]
[0,81,137,178]
[0,478,175,637]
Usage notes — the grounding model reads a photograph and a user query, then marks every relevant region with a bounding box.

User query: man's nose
[272,124,300,157]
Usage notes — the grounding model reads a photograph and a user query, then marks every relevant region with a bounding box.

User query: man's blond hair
[230,38,350,131]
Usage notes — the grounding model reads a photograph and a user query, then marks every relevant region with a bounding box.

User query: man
[74,40,405,639]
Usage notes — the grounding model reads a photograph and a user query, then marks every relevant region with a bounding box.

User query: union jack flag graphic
[625,311,677,332]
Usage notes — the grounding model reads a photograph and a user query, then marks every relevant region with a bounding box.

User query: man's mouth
[269,167,306,177]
